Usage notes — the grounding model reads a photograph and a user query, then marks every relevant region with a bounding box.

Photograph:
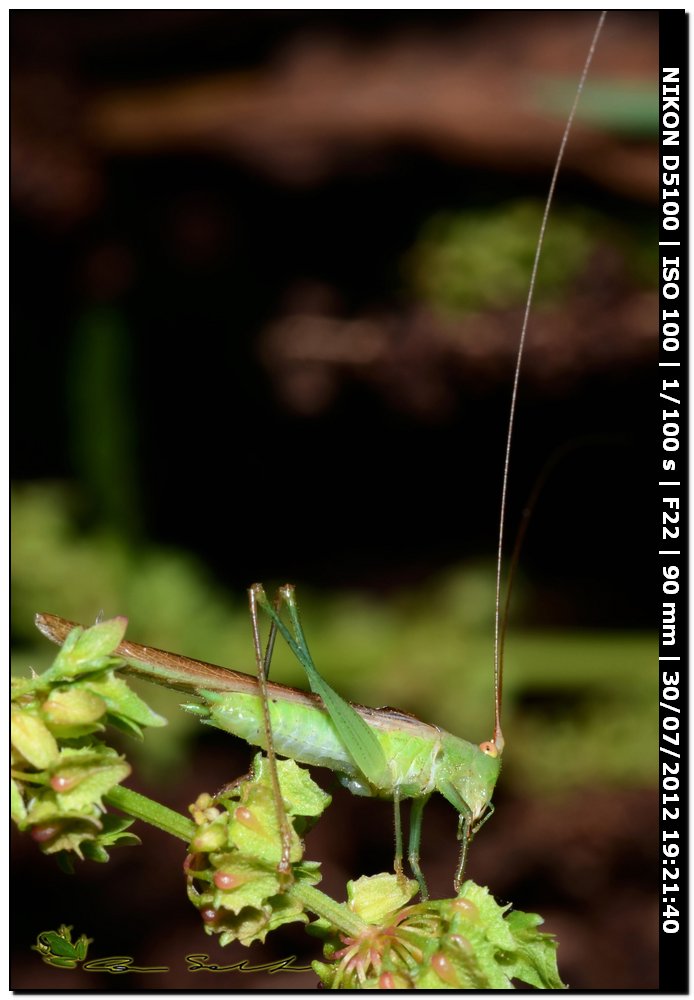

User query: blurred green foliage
[13,483,656,796]
[407,200,656,316]
[537,78,659,136]
[67,307,140,538]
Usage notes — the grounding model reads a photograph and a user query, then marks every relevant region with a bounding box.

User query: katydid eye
[479,741,498,757]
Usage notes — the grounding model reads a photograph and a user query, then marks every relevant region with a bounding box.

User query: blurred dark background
[11,10,658,990]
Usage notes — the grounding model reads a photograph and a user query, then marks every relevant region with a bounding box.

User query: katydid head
[439,733,502,825]
[479,738,502,758]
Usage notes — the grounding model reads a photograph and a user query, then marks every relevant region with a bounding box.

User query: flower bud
[431,952,459,987]
[233,806,263,834]
[42,689,106,726]
[191,823,227,853]
[379,971,413,989]
[30,823,61,844]
[451,897,479,922]
[190,793,221,826]
[213,870,246,891]
[449,933,473,955]
[50,773,84,793]
[11,709,59,769]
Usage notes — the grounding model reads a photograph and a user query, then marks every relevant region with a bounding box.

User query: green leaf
[11,779,28,827]
[26,795,102,827]
[71,617,128,661]
[210,854,282,914]
[81,673,167,729]
[216,897,309,947]
[44,722,106,740]
[81,841,111,863]
[51,755,131,812]
[228,784,302,865]
[55,852,75,874]
[457,882,516,952]
[99,814,137,837]
[104,713,145,740]
[50,623,126,681]
[504,910,566,989]
[29,816,104,857]
[252,754,331,818]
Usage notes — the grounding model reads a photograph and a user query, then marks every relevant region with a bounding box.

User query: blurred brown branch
[12,11,658,228]
[88,15,657,195]
[260,284,656,419]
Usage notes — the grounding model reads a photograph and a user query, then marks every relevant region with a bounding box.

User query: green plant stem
[105,785,196,842]
[11,769,48,785]
[288,881,368,938]
[104,787,367,938]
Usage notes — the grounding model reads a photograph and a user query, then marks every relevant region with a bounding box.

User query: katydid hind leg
[214,593,283,800]
[255,582,391,794]
[261,590,281,681]
[248,585,293,887]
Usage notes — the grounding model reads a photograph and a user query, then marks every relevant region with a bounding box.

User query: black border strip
[658,9,688,994]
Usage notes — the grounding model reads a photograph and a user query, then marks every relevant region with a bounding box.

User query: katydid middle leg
[408,794,431,900]
[393,789,404,883]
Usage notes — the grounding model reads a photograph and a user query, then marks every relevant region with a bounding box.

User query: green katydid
[35,589,501,899]
[34,11,606,902]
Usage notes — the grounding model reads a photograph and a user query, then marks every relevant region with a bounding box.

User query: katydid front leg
[214,592,282,801]
[438,779,476,892]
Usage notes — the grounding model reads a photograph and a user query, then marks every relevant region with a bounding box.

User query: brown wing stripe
[34,612,439,739]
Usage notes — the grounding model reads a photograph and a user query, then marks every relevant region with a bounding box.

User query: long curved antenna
[492,11,607,752]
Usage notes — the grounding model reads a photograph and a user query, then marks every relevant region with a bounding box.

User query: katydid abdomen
[203,687,500,819]
[204,689,440,797]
